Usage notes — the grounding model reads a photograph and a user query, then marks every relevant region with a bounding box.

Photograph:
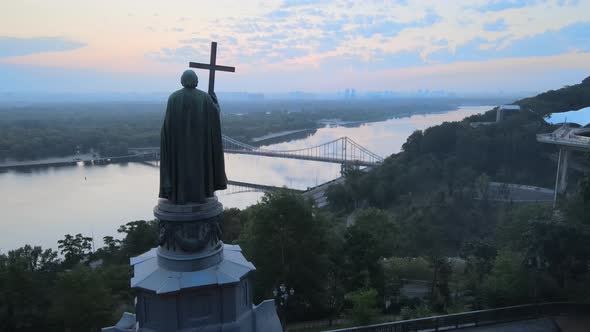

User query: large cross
[189,41,235,94]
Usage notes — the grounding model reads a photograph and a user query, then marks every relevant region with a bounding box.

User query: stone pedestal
[103,197,281,332]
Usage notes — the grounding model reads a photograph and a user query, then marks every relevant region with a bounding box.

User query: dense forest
[1,78,590,331]
[516,76,590,116]
[320,76,590,320]
[0,97,509,162]
[327,75,590,208]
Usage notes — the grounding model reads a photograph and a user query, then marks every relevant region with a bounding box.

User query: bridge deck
[226,180,302,193]
[224,149,380,166]
[537,126,590,152]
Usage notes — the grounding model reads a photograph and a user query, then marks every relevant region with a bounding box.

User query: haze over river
[0,106,489,251]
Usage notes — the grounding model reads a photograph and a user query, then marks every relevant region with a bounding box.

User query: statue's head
[181,70,198,88]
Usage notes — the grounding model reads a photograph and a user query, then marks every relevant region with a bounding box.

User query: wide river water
[0,106,490,251]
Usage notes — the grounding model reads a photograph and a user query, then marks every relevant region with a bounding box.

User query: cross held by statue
[189,41,235,94]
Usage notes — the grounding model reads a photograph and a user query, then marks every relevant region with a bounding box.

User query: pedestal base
[103,197,281,332]
[102,244,281,332]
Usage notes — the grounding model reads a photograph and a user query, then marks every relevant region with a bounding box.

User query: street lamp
[273,283,295,331]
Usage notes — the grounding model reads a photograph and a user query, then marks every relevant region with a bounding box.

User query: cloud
[179,37,213,45]
[196,0,589,84]
[3,0,590,94]
[280,0,328,9]
[478,0,535,12]
[146,45,209,63]
[0,36,86,58]
[484,18,509,31]
[429,21,590,63]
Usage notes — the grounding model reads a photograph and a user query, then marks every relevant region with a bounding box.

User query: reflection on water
[0,106,490,250]
[261,106,490,155]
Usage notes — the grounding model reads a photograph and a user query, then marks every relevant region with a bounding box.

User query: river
[0,106,490,251]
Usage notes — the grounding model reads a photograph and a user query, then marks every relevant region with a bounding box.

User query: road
[485,182,554,202]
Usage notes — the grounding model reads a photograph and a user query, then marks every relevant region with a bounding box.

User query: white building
[496,105,521,122]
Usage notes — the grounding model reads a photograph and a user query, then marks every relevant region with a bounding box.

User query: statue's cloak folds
[159,88,227,204]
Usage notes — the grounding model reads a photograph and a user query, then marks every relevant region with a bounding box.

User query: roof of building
[545,106,590,126]
[499,105,521,110]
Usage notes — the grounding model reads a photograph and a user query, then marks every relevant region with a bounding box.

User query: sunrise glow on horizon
[1,0,590,94]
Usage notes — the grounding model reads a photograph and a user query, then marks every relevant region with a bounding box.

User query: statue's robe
[159,87,227,204]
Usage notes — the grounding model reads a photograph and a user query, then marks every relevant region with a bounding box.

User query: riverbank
[0,98,510,162]
[0,152,158,170]
[0,105,489,251]
[0,153,95,168]
[251,128,314,142]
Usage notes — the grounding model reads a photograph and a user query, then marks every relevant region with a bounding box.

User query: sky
[1,0,590,95]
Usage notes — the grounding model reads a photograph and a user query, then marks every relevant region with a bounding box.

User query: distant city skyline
[0,88,539,104]
[1,0,590,95]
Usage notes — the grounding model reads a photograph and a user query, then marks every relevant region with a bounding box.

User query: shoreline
[0,105,491,251]
[251,128,316,142]
[0,106,492,170]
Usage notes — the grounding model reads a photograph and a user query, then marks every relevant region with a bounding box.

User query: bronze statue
[159,70,227,204]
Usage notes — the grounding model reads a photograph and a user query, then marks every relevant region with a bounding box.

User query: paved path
[486,182,554,202]
[459,318,559,331]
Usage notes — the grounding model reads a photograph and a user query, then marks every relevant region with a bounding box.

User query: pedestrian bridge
[222,135,383,166]
[225,180,303,195]
[130,135,384,167]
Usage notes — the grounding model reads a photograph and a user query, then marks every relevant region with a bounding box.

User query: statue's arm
[209,91,219,107]
[159,101,172,195]
[208,94,227,187]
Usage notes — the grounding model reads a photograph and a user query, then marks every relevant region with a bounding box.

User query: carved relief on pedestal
[158,215,222,252]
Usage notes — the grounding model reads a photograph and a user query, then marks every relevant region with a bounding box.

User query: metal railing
[323,302,590,332]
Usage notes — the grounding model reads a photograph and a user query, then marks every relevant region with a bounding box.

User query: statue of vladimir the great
[159,70,227,205]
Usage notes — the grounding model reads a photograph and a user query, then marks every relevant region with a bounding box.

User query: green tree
[7,245,59,273]
[58,234,93,268]
[346,288,379,326]
[344,208,399,296]
[460,240,497,308]
[496,204,552,251]
[93,236,123,264]
[117,220,158,258]
[524,218,590,292]
[239,190,329,315]
[323,227,347,326]
[483,250,528,306]
[222,208,243,244]
[49,266,115,332]
[401,130,423,158]
[429,257,452,312]
[0,245,59,332]
[97,264,134,314]
[326,184,355,213]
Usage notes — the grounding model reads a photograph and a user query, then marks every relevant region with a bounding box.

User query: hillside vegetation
[517,76,590,115]
[329,76,590,214]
